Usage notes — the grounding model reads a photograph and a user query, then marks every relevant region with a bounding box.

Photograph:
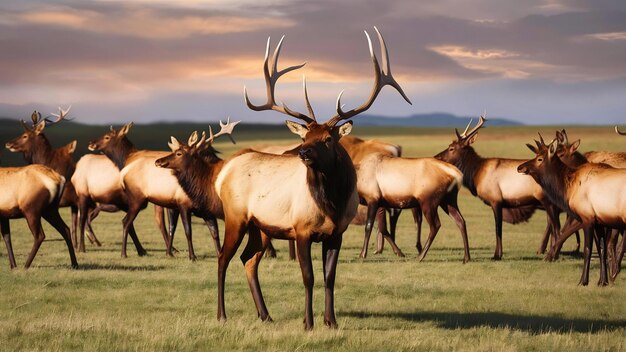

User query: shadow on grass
[342,310,626,334]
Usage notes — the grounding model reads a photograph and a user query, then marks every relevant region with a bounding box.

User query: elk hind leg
[444,193,470,263]
[203,216,221,255]
[417,205,441,262]
[1,218,16,269]
[374,207,405,257]
[23,213,45,269]
[412,207,423,253]
[240,226,272,322]
[359,203,378,259]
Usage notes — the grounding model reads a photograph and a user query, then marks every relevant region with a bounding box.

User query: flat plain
[1,125,625,351]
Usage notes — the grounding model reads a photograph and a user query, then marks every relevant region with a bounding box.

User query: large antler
[207,117,240,144]
[455,114,487,141]
[244,36,316,124]
[46,105,72,126]
[327,27,412,127]
[615,126,626,136]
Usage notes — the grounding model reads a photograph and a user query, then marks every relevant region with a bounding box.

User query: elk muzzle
[517,163,530,175]
[298,147,315,166]
[155,158,168,168]
[87,141,98,151]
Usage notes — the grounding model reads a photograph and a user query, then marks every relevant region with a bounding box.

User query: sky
[0,0,625,125]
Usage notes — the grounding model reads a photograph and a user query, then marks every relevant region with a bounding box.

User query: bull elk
[434,116,561,260]
[87,123,223,259]
[518,140,626,286]
[213,28,411,330]
[154,120,239,253]
[0,164,77,269]
[5,108,102,249]
[253,135,405,259]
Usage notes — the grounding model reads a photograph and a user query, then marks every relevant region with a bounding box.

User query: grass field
[1,125,625,351]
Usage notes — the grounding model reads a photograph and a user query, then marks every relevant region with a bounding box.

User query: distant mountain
[356,113,522,126]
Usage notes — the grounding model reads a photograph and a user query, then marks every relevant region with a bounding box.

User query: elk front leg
[296,237,314,330]
[288,240,297,261]
[492,204,503,260]
[179,208,196,261]
[240,226,272,322]
[322,233,343,329]
[597,226,609,286]
[264,240,277,258]
[412,207,423,253]
[43,208,78,269]
[217,219,246,322]
[579,223,594,286]
[1,218,16,269]
[203,216,221,255]
[359,203,378,258]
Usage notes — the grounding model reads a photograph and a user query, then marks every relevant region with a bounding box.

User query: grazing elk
[213,28,411,330]
[518,140,626,286]
[356,152,470,262]
[435,116,561,260]
[5,108,102,249]
[87,124,222,259]
[0,164,78,269]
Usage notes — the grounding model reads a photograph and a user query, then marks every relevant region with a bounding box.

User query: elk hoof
[490,256,502,261]
[137,250,148,257]
[189,255,197,262]
[324,319,338,329]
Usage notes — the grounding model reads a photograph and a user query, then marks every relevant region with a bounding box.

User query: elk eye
[537,158,543,162]
[449,147,454,151]
[104,136,110,140]
[176,152,183,157]
[325,136,332,143]
[22,135,27,139]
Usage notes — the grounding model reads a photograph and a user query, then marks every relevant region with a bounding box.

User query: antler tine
[461,114,487,140]
[537,132,546,145]
[244,36,314,124]
[208,117,240,144]
[459,118,473,139]
[45,105,72,126]
[302,76,316,121]
[615,126,626,135]
[328,28,411,127]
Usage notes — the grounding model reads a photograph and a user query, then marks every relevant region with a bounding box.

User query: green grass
[1,126,625,351]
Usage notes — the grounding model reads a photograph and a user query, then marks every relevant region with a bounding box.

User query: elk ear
[33,120,46,135]
[466,133,478,145]
[526,143,538,154]
[118,122,134,136]
[285,120,308,139]
[337,121,353,138]
[548,142,558,159]
[66,140,77,154]
[168,137,181,152]
[569,139,580,153]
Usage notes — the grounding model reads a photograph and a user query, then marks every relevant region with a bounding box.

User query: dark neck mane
[173,157,224,219]
[24,135,75,177]
[106,138,136,170]
[454,147,484,196]
[306,145,356,224]
[538,159,577,219]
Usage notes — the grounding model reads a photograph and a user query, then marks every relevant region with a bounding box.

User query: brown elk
[213,28,411,330]
[434,116,561,260]
[87,123,223,259]
[154,120,239,252]
[547,130,625,280]
[518,140,626,286]
[253,135,405,259]
[356,153,470,262]
[0,164,78,269]
[5,108,102,249]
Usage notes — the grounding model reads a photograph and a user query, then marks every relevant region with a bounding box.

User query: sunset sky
[1,0,625,125]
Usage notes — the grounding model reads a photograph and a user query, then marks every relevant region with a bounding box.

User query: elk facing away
[518,140,626,286]
[214,28,411,329]
[435,116,561,260]
[5,108,102,249]
[356,152,470,262]
[0,164,78,269]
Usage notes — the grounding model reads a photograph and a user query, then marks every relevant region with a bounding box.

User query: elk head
[517,138,559,181]
[243,27,411,170]
[6,107,72,154]
[434,115,486,164]
[553,129,583,166]
[155,118,239,171]
[88,122,135,169]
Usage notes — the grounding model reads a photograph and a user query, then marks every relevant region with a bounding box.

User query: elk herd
[1,28,625,330]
